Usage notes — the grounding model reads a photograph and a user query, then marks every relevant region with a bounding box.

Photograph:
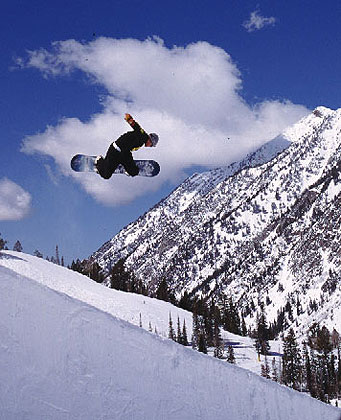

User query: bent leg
[121,151,139,177]
[96,144,120,179]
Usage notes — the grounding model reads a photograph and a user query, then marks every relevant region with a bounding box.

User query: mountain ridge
[91,106,341,338]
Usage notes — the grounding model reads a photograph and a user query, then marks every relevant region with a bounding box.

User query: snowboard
[70,154,160,177]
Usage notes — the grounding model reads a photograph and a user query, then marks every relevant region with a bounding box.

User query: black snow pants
[96,143,139,179]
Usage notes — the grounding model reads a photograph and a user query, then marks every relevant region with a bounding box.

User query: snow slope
[0,251,192,339]
[1,252,340,419]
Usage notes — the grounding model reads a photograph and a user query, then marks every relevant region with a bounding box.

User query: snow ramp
[1,254,340,419]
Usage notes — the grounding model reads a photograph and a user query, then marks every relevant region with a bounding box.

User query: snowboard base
[71,154,160,177]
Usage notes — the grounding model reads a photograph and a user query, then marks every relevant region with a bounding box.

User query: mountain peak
[92,107,341,338]
[283,106,339,145]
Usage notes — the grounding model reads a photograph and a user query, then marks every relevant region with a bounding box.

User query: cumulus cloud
[0,178,32,221]
[19,37,308,206]
[243,10,276,32]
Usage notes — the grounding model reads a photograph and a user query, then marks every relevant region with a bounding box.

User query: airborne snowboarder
[71,114,160,177]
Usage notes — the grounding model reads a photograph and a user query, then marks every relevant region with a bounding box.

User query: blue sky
[1,0,340,264]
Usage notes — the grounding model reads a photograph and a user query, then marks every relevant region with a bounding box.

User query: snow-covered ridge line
[92,108,331,272]
[94,108,336,268]
[92,130,292,269]
[90,107,341,339]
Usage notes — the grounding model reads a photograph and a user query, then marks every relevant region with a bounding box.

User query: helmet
[149,133,159,147]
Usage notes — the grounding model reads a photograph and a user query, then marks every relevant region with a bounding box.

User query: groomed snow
[1,251,340,419]
[0,251,193,339]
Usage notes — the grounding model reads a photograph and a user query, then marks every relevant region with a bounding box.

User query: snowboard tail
[71,154,97,172]
[71,154,160,177]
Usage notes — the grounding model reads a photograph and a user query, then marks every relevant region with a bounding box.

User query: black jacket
[115,121,149,152]
[96,121,149,179]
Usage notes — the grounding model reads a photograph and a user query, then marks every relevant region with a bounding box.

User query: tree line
[0,233,23,253]
[0,233,67,267]
[260,325,341,405]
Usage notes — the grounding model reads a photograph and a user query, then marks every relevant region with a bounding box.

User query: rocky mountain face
[91,107,341,337]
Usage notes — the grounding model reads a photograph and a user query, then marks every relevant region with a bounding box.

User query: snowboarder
[94,114,159,179]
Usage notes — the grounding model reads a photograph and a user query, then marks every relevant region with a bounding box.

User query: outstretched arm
[124,114,149,139]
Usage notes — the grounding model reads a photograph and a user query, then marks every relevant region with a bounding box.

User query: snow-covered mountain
[1,251,340,419]
[91,107,341,338]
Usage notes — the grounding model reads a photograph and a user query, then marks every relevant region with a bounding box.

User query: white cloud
[0,178,32,221]
[19,37,308,206]
[243,10,276,32]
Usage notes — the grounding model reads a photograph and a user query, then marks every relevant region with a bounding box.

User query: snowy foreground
[1,252,340,420]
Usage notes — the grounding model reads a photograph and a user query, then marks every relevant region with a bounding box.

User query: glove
[124,114,135,126]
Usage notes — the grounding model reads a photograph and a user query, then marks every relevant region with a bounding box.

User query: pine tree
[110,259,129,291]
[198,332,207,354]
[213,319,224,359]
[226,345,236,364]
[179,291,192,311]
[168,313,176,341]
[307,347,319,399]
[71,259,84,273]
[223,297,241,335]
[310,326,335,401]
[182,320,189,346]
[241,314,247,337]
[254,310,270,356]
[192,311,200,350]
[329,353,337,400]
[261,356,271,379]
[156,278,169,302]
[303,342,314,396]
[55,245,60,265]
[271,357,279,382]
[314,353,328,402]
[89,262,104,283]
[331,329,340,349]
[0,233,8,250]
[316,326,333,354]
[139,313,143,328]
[13,240,23,252]
[204,300,215,347]
[33,250,43,258]
[177,316,182,344]
[282,328,302,391]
